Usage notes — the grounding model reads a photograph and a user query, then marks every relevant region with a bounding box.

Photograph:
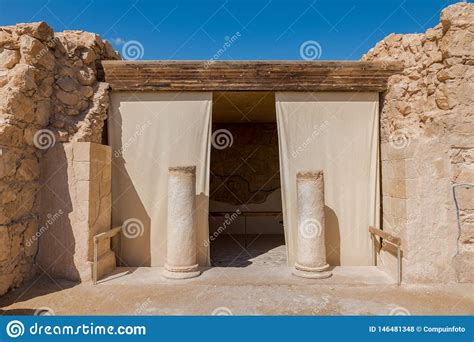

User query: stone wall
[39,142,115,282]
[0,22,118,294]
[210,123,280,205]
[363,2,473,282]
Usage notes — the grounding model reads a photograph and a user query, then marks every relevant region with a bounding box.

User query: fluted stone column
[293,170,332,279]
[163,166,201,279]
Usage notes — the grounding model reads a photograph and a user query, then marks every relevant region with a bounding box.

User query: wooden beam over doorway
[101,60,402,92]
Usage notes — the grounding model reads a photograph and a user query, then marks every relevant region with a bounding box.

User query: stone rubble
[362,2,473,282]
[0,21,118,295]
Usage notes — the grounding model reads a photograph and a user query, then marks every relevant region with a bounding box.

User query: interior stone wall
[210,123,280,205]
[0,21,118,295]
[363,2,473,282]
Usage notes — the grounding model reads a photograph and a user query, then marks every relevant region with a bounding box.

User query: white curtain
[108,92,212,267]
[276,92,379,266]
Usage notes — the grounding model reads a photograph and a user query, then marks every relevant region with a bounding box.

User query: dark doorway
[209,92,286,267]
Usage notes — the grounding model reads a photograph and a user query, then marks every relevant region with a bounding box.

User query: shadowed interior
[209,92,286,267]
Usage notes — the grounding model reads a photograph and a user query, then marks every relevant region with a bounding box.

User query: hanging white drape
[108,92,212,267]
[276,92,379,266]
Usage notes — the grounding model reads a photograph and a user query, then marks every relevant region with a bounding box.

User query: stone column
[163,166,201,279]
[293,170,332,279]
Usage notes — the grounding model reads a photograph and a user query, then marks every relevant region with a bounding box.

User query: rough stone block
[0,227,11,262]
[381,140,418,161]
[453,251,474,283]
[38,142,115,282]
[15,22,54,42]
[382,178,407,198]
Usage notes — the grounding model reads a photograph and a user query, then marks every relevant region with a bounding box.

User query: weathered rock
[80,48,96,64]
[441,2,474,30]
[37,76,54,98]
[0,19,120,294]
[35,100,51,126]
[81,86,93,98]
[56,76,80,92]
[7,64,37,91]
[439,30,474,58]
[0,48,20,69]
[19,35,55,71]
[363,2,474,283]
[16,158,39,181]
[74,82,110,142]
[0,30,18,49]
[77,67,96,85]
[0,228,11,262]
[56,89,81,106]
[0,123,24,147]
[0,68,8,87]
[15,21,54,42]
[0,91,35,122]
[0,147,18,179]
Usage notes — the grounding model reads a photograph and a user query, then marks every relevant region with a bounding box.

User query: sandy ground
[1,266,473,316]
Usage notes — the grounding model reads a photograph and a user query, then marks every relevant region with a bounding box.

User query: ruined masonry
[362,2,473,283]
[0,22,119,294]
[0,2,472,295]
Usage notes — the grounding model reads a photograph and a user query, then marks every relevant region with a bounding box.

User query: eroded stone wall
[363,2,473,282]
[0,22,118,294]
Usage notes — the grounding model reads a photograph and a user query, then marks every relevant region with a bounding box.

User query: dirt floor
[210,234,287,267]
[1,266,473,316]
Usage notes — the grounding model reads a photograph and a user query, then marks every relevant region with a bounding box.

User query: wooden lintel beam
[102,60,402,92]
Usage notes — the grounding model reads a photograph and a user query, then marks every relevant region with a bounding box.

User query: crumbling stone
[0,21,119,295]
[363,2,474,283]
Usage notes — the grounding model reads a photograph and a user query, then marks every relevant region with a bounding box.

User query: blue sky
[0,0,463,60]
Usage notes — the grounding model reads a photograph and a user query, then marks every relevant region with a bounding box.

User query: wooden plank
[93,226,122,242]
[102,60,402,92]
[369,226,401,246]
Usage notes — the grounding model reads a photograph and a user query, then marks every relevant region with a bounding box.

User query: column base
[162,264,201,280]
[162,269,201,279]
[292,269,332,279]
[293,263,332,279]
